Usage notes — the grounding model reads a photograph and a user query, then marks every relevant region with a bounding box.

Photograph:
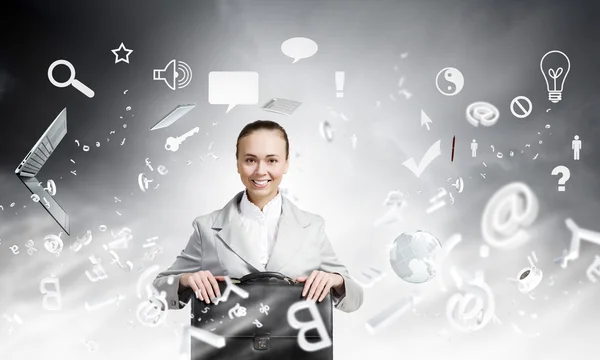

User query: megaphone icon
[153,59,193,90]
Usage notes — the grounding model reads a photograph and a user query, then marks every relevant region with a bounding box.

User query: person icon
[471,139,478,157]
[572,135,582,160]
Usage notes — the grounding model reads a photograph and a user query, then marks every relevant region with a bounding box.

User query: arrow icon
[421,110,432,130]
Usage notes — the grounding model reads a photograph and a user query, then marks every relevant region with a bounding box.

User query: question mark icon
[551,165,571,191]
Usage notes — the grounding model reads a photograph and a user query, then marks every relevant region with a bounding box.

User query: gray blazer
[152,190,363,313]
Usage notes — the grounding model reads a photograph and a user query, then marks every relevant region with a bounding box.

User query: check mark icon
[402,140,441,178]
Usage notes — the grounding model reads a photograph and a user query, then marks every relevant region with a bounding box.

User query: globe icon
[390,230,443,284]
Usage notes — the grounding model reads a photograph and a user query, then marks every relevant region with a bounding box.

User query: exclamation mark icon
[335,71,345,98]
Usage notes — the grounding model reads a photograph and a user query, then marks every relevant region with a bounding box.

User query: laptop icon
[15,108,70,235]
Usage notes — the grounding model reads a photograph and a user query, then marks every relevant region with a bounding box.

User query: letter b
[287,300,332,352]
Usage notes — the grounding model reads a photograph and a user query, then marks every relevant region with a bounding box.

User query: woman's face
[237,129,289,201]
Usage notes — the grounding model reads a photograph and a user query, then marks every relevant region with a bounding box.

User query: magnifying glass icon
[48,60,95,98]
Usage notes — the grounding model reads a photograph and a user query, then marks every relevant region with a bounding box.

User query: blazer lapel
[211,191,312,273]
[266,196,311,272]
[212,191,264,271]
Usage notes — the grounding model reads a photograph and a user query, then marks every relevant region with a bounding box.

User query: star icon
[111,42,133,64]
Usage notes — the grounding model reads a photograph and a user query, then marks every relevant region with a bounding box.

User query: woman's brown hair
[235,120,289,160]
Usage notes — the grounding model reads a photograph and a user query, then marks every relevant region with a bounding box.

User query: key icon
[165,127,199,152]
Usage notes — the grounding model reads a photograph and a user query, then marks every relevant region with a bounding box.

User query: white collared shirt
[237,190,345,306]
[238,190,282,270]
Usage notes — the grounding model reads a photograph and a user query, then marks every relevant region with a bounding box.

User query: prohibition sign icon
[510,96,533,119]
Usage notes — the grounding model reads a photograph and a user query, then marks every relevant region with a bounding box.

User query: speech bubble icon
[281,37,318,63]
[208,71,259,113]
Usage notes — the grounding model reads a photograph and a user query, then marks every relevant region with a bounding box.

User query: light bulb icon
[540,50,570,103]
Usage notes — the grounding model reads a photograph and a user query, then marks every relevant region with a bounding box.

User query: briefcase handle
[235,271,296,285]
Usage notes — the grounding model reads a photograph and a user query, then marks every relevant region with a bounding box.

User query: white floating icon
[471,139,478,157]
[145,158,154,171]
[436,234,463,292]
[510,96,533,119]
[208,71,259,113]
[586,255,600,283]
[252,319,263,328]
[555,218,600,268]
[551,165,571,191]
[261,98,301,115]
[25,240,37,255]
[481,182,539,250]
[365,296,419,334]
[350,134,358,149]
[212,276,249,305]
[188,326,226,349]
[287,300,332,352]
[48,60,95,98]
[540,50,570,103]
[2,313,24,335]
[420,109,432,130]
[259,303,270,315]
[136,291,168,327]
[43,234,63,256]
[44,179,57,196]
[228,303,247,319]
[150,104,196,131]
[281,37,318,63]
[157,165,169,175]
[451,177,464,193]
[397,75,412,99]
[109,227,133,250]
[466,102,499,127]
[40,275,62,311]
[402,140,441,178]
[138,173,153,192]
[319,121,334,142]
[85,255,108,282]
[107,250,133,272]
[153,59,193,90]
[71,230,93,252]
[446,268,496,333]
[136,265,161,300]
[165,126,199,152]
[426,187,448,214]
[435,67,464,96]
[510,252,543,294]
[572,135,582,160]
[111,42,133,64]
[373,191,407,227]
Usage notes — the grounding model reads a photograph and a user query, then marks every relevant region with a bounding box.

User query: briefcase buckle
[253,334,270,351]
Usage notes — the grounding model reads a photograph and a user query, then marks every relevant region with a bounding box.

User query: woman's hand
[180,270,225,304]
[296,270,344,302]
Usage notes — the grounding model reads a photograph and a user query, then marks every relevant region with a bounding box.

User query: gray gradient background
[1,0,599,359]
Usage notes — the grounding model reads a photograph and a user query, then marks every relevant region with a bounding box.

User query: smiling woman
[153,120,363,313]
[235,121,290,208]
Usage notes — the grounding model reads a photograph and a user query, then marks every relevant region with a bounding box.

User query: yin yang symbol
[435,67,464,96]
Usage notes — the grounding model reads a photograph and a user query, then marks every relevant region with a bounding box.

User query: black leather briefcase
[190,272,333,360]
